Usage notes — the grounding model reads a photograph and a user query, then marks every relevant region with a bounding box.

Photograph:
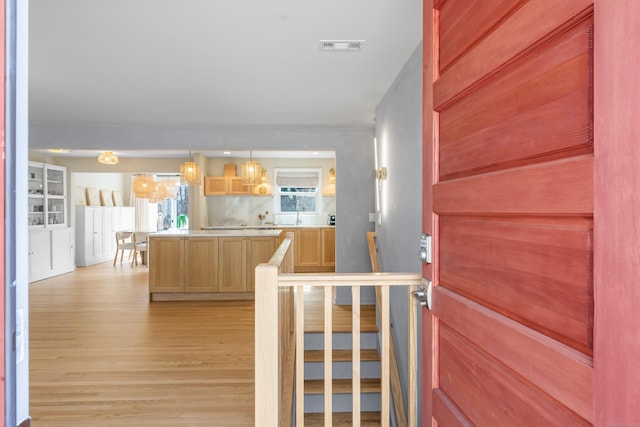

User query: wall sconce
[329,168,336,183]
[180,151,201,186]
[375,167,387,181]
[97,151,119,165]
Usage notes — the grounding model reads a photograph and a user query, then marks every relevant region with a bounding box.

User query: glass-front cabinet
[29,162,67,228]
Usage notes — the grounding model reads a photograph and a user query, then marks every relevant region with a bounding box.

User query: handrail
[255,235,421,426]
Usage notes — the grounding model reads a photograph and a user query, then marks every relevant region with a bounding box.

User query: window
[157,185,189,229]
[275,168,322,215]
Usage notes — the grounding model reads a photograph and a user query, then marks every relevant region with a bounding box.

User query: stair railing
[255,233,422,426]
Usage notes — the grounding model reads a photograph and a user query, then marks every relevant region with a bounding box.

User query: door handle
[412,278,433,310]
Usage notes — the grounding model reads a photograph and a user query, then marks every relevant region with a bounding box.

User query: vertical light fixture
[180,151,201,186]
[241,150,262,186]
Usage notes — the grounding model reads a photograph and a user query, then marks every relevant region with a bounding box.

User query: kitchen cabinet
[75,206,135,266]
[321,227,336,268]
[185,237,219,292]
[149,237,184,292]
[280,227,335,273]
[218,237,247,292]
[246,236,277,291]
[148,230,280,300]
[29,227,75,282]
[204,176,251,196]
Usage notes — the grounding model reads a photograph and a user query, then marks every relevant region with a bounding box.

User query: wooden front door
[422,0,595,424]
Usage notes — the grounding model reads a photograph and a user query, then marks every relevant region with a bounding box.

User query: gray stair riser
[303,392,381,413]
[303,360,380,380]
[304,332,378,350]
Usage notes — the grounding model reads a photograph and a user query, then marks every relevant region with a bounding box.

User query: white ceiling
[29,0,423,130]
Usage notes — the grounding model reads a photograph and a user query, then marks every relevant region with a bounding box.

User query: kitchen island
[148,229,282,301]
[203,225,336,273]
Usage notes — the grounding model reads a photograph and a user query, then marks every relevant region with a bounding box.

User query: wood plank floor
[29,262,378,426]
[30,262,255,426]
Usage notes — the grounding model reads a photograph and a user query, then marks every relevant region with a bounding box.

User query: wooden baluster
[324,285,333,427]
[352,286,361,427]
[296,285,305,426]
[380,285,390,427]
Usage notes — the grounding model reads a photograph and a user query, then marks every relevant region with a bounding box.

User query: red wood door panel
[434,287,593,422]
[438,324,589,426]
[440,216,593,353]
[438,0,524,73]
[434,0,592,110]
[423,0,595,424]
[433,155,593,215]
[439,18,593,180]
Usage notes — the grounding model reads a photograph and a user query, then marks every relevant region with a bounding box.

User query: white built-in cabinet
[28,162,75,282]
[75,206,135,266]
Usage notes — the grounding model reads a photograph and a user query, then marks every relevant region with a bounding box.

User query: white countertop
[202,224,334,230]
[149,229,283,238]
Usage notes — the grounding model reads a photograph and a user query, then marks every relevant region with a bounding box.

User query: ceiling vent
[319,40,365,51]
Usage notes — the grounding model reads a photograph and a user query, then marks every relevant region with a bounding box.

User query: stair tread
[304,378,381,394]
[304,411,381,426]
[305,349,380,362]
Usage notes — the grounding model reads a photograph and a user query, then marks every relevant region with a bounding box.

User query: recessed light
[223,151,231,155]
[312,152,320,155]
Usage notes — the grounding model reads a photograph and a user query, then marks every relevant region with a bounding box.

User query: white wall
[374,42,423,423]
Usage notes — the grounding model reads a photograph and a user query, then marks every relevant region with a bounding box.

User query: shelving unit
[28,162,67,228]
[28,161,74,282]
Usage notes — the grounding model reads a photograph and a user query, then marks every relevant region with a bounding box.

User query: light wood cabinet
[218,237,248,292]
[204,176,251,196]
[184,237,218,292]
[321,227,336,268]
[247,236,277,292]
[280,227,335,273]
[149,237,184,292]
[149,233,279,299]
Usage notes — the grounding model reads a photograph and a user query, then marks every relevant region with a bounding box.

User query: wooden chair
[131,232,148,267]
[113,231,135,266]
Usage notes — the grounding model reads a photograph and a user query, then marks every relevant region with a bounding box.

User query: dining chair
[113,231,135,266]
[131,232,148,267]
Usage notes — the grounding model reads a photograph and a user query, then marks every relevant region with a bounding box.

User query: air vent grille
[319,40,365,51]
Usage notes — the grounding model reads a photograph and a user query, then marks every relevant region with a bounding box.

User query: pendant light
[180,151,201,186]
[241,151,262,186]
[97,151,119,165]
[132,175,156,199]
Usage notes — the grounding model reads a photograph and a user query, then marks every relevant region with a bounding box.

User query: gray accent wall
[374,42,423,422]
[29,125,376,275]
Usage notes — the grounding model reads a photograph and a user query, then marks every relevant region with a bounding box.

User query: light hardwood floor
[30,262,378,426]
[30,262,256,426]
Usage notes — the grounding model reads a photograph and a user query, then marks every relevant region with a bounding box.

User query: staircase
[300,287,383,426]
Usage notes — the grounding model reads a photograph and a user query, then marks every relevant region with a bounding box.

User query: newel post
[255,263,280,426]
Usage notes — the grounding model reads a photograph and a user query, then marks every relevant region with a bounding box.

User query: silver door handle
[412,279,432,310]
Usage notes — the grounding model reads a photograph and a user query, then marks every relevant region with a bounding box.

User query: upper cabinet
[204,176,251,196]
[29,162,67,228]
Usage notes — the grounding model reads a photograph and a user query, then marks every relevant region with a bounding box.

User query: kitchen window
[275,168,322,215]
